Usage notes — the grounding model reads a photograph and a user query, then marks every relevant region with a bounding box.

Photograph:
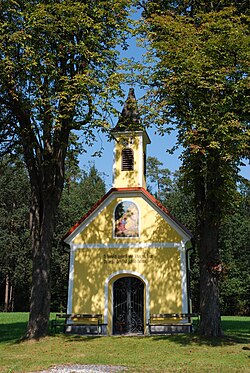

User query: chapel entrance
[113,276,144,335]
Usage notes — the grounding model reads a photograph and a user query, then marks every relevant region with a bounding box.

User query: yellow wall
[72,246,182,334]
[70,195,185,334]
[73,197,182,245]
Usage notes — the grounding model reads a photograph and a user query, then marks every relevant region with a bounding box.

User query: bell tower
[112,88,151,189]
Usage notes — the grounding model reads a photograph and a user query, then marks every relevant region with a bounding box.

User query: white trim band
[71,242,184,251]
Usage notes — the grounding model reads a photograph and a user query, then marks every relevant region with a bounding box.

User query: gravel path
[31,364,127,373]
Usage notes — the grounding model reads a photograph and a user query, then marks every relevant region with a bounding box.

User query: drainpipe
[186,246,194,314]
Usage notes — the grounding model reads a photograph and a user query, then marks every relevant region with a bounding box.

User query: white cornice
[71,242,186,251]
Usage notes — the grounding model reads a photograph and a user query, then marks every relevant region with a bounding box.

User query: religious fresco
[114,201,139,237]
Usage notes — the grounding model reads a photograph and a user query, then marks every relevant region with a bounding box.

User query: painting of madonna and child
[114,201,139,238]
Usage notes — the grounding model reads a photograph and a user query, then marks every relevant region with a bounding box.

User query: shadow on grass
[222,319,250,337]
[59,318,250,347]
[151,319,250,347]
[0,321,103,345]
[1,319,249,348]
[0,322,28,344]
[59,334,103,342]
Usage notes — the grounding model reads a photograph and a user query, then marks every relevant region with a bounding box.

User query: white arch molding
[104,270,150,331]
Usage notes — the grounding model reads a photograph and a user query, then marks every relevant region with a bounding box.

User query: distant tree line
[1,154,249,316]
[147,156,250,316]
[0,156,105,312]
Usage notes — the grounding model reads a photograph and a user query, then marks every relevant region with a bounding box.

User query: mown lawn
[0,313,249,373]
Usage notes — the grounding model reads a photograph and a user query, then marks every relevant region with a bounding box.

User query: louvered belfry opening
[122,148,134,171]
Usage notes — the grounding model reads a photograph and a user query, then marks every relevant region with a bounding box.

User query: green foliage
[163,170,195,230]
[0,0,133,144]
[146,156,172,201]
[140,6,249,177]
[0,157,31,311]
[139,1,250,335]
[0,0,134,337]
[219,178,250,315]
[140,1,250,17]
[0,158,106,312]
[58,163,106,232]
[160,168,250,316]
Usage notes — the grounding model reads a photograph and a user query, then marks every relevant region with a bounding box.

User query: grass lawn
[0,313,249,373]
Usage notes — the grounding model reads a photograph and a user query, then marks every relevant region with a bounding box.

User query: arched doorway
[113,276,144,335]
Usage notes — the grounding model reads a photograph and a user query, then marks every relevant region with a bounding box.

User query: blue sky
[79,96,249,190]
[79,120,182,190]
[79,12,249,189]
[79,14,185,189]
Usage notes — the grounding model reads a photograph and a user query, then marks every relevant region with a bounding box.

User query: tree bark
[4,275,9,312]
[198,224,223,336]
[21,130,69,339]
[11,91,70,338]
[194,157,224,337]
[10,284,14,312]
[25,191,57,339]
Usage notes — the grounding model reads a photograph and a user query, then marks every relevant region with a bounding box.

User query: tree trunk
[8,76,70,339]
[25,188,59,339]
[194,157,223,337]
[4,275,9,312]
[10,284,14,312]
[198,224,223,336]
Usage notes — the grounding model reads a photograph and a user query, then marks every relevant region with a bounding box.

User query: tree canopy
[139,1,250,336]
[0,0,131,155]
[0,0,133,338]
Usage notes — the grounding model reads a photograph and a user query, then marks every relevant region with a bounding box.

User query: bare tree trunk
[4,275,9,312]
[10,284,14,312]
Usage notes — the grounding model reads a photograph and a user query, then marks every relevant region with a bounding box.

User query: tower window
[122,148,134,171]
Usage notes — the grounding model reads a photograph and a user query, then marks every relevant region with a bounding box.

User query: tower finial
[113,88,141,131]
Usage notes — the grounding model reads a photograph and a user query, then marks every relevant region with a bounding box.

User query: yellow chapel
[64,88,193,335]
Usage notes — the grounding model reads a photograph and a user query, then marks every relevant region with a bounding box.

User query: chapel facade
[64,88,193,335]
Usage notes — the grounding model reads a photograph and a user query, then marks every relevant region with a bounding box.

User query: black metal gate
[113,276,144,335]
